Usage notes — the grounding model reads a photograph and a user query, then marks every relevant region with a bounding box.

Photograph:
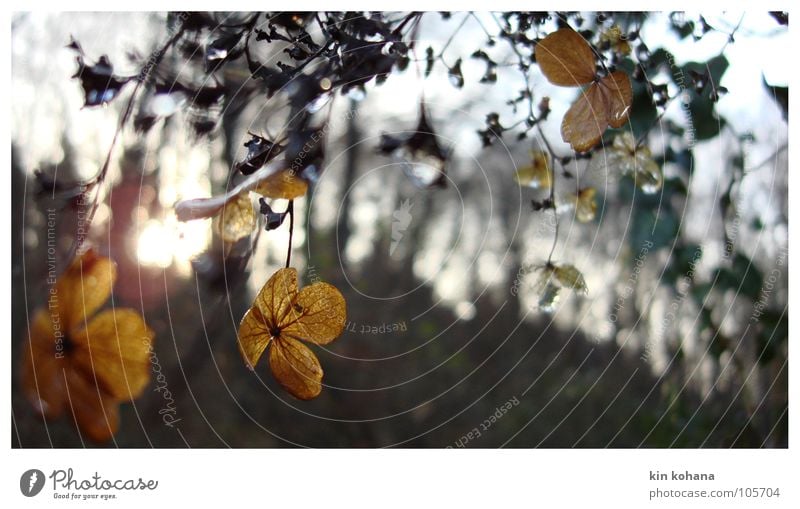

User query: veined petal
[237,307,272,369]
[269,336,323,400]
[252,268,298,328]
[280,281,346,345]
[71,309,154,400]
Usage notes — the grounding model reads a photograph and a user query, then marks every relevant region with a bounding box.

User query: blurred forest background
[11,11,788,447]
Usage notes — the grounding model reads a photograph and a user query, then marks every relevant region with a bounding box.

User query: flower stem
[285,200,295,268]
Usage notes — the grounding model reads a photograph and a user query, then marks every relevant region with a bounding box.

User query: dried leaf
[536,29,596,86]
[215,192,256,243]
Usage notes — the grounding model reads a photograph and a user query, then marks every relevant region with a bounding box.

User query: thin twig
[62,24,186,270]
[493,14,563,265]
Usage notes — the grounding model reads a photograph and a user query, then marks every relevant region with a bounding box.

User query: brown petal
[71,309,154,400]
[598,71,632,128]
[280,281,346,345]
[561,83,608,152]
[536,29,596,86]
[269,336,323,400]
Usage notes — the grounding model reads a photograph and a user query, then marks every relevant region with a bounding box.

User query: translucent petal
[55,250,116,333]
[237,307,272,369]
[269,336,323,400]
[514,151,552,190]
[215,192,256,243]
[71,309,154,400]
[538,282,562,313]
[554,264,588,293]
[635,157,663,194]
[574,188,597,223]
[280,282,346,345]
[254,169,309,199]
[251,268,299,337]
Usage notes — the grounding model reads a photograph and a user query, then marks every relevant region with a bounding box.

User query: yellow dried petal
[574,187,597,223]
[608,132,662,193]
[55,250,116,333]
[280,281,346,345]
[215,192,256,243]
[554,264,588,293]
[71,309,154,400]
[254,169,308,199]
[514,151,552,190]
[600,26,631,55]
[269,336,323,400]
[237,307,272,369]
[635,157,663,194]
